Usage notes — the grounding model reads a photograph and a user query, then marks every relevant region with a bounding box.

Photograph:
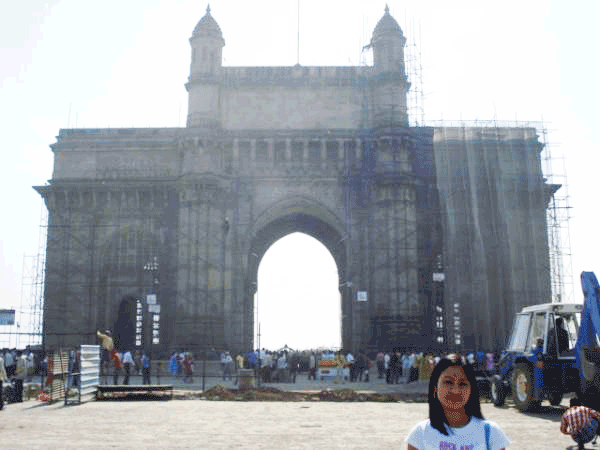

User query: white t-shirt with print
[405,417,510,450]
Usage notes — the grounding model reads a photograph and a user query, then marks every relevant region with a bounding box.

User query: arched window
[202,47,207,61]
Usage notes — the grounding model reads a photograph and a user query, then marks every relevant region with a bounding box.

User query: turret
[186,5,224,128]
[369,5,409,128]
[371,4,406,76]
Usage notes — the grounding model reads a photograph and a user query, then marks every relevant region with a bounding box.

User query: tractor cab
[491,303,582,411]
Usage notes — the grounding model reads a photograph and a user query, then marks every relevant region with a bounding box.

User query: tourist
[408,352,418,383]
[354,352,365,382]
[183,353,194,383]
[176,351,185,378]
[308,351,317,381]
[96,329,121,384]
[25,349,34,382]
[346,351,355,382]
[141,353,151,385]
[13,351,26,402]
[335,350,347,383]
[223,351,234,381]
[289,352,300,383]
[361,352,370,382]
[560,397,600,450]
[376,350,385,379]
[276,352,287,382]
[384,351,391,383]
[391,349,402,384]
[168,352,178,382]
[134,351,142,375]
[401,353,411,384]
[220,351,228,374]
[405,355,510,449]
[0,351,8,410]
[122,350,134,385]
[4,349,15,379]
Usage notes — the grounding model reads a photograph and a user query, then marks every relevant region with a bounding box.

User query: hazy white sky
[1,0,599,349]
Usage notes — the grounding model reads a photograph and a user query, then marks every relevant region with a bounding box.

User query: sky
[1,0,599,349]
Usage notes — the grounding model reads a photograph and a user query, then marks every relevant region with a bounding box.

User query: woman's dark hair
[428,355,483,436]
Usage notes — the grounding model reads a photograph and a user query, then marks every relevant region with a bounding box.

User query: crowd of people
[219,348,498,386]
[97,330,152,385]
[167,351,195,383]
[0,347,38,408]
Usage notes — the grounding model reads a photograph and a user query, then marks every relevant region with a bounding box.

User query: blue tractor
[490,272,600,411]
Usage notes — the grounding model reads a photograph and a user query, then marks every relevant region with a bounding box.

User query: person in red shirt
[560,397,600,450]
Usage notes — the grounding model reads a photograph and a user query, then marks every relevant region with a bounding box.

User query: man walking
[141,353,151,385]
[122,350,134,385]
[308,352,317,381]
[376,351,385,379]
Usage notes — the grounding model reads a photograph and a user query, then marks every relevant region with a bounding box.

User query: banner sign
[0,309,15,325]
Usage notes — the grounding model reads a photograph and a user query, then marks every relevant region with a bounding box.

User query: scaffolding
[540,122,574,304]
[428,119,573,350]
[3,201,47,349]
[404,15,425,127]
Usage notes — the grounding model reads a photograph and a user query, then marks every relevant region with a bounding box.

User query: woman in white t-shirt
[405,355,510,450]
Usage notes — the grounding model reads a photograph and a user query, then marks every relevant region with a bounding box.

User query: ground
[0,386,585,449]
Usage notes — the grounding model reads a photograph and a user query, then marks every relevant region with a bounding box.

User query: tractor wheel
[549,392,563,406]
[490,375,506,407]
[512,363,540,412]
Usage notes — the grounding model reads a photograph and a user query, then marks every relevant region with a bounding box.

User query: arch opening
[254,232,341,351]
[244,208,353,353]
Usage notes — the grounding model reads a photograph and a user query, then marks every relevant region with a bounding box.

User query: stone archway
[236,197,355,353]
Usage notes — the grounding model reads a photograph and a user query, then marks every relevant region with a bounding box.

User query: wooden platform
[96,384,173,400]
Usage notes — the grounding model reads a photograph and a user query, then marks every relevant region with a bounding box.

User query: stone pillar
[302,139,308,164]
[285,138,292,162]
[233,139,239,170]
[267,139,274,166]
[337,139,344,160]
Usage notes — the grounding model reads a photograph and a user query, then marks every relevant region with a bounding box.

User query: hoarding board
[0,309,15,325]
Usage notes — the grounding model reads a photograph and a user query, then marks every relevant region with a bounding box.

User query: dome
[372,5,402,40]
[192,5,223,40]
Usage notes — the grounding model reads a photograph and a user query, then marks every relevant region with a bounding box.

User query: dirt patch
[194,385,428,403]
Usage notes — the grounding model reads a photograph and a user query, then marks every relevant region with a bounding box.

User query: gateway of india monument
[35,5,555,355]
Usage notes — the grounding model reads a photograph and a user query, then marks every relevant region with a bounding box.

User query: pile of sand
[188,385,428,403]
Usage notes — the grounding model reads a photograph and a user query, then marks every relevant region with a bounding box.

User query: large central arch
[242,196,351,351]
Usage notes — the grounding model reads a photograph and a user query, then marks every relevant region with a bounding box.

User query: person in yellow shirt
[235,353,245,385]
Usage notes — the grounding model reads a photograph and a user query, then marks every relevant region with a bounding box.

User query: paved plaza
[0,381,585,449]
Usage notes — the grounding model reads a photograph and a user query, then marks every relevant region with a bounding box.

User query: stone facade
[36,6,553,354]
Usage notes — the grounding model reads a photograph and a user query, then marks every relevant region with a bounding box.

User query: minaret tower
[186,5,224,128]
[370,5,409,128]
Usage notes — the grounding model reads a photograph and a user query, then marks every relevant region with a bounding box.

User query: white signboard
[357,291,368,302]
[433,273,446,282]
[146,294,157,305]
[148,304,161,314]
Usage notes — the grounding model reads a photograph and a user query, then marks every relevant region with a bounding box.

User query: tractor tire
[490,375,506,407]
[549,392,563,406]
[512,363,540,412]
